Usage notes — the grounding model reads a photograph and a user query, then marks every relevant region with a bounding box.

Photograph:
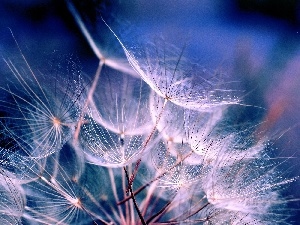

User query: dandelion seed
[200,143,294,224]
[101,22,240,110]
[89,66,152,136]
[23,145,113,225]
[78,66,155,168]
[79,116,145,167]
[0,37,85,158]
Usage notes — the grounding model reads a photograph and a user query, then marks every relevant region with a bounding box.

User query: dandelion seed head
[0,19,296,224]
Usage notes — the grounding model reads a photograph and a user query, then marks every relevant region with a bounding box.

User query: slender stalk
[146,200,172,224]
[124,167,147,225]
[126,98,168,192]
[119,150,194,205]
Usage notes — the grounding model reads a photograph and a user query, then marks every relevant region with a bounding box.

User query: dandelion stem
[126,98,168,193]
[146,200,172,224]
[66,0,104,60]
[119,150,193,205]
[124,167,147,225]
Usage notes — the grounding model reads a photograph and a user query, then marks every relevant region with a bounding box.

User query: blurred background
[0,0,300,223]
